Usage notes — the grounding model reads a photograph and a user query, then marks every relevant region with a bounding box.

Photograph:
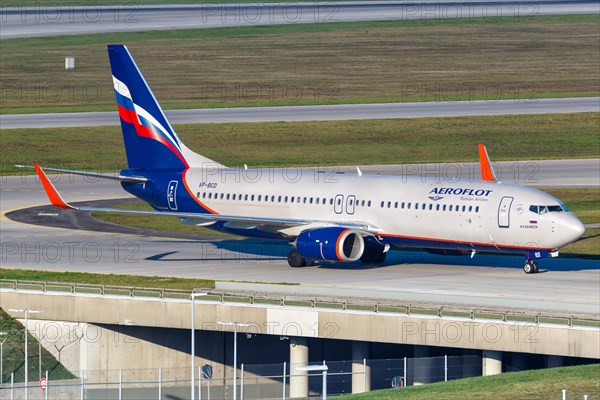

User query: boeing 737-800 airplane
[32,45,585,274]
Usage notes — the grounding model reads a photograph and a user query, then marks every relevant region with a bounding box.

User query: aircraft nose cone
[561,215,585,244]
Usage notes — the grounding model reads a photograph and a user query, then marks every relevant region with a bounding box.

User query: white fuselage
[183,167,584,252]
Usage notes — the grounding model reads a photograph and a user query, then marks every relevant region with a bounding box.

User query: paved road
[1,0,598,39]
[2,97,599,129]
[1,162,598,315]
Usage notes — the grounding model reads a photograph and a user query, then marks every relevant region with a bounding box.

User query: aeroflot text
[430,188,493,196]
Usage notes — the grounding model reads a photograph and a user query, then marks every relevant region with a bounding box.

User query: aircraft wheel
[523,261,534,274]
[288,249,307,268]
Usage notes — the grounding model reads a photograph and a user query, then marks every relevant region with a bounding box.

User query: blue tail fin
[107,44,220,170]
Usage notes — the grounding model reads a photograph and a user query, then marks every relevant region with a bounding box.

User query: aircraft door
[346,195,356,215]
[498,196,513,228]
[167,180,178,210]
[334,194,344,214]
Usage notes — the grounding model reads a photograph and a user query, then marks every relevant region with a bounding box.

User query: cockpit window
[529,204,566,214]
[529,205,538,214]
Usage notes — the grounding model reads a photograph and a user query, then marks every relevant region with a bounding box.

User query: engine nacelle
[296,227,365,262]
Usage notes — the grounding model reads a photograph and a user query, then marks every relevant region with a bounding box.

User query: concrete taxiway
[1,162,598,315]
[2,97,599,129]
[2,1,598,39]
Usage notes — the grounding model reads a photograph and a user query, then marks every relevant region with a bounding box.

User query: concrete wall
[1,291,598,359]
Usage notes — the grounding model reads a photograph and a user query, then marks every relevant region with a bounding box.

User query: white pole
[444,355,448,382]
[39,337,43,381]
[191,295,195,400]
[119,369,122,400]
[80,370,84,400]
[158,368,162,400]
[403,357,407,387]
[44,370,48,400]
[282,362,286,400]
[1,333,8,386]
[1,340,4,386]
[199,367,202,400]
[233,326,238,400]
[363,358,366,392]
[562,389,566,400]
[24,310,28,400]
[11,372,14,400]
[240,363,244,400]
[323,361,328,400]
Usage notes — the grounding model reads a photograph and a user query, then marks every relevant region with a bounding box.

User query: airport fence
[0,354,481,399]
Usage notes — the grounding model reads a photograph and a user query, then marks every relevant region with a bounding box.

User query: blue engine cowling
[296,227,365,262]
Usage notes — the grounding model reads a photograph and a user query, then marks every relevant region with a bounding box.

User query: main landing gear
[287,249,314,268]
[523,260,539,274]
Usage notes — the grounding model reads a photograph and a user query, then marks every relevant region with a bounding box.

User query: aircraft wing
[34,164,381,235]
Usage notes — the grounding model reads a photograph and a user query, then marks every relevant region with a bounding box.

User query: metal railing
[2,279,598,328]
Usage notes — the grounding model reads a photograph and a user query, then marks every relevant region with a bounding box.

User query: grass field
[2,113,599,174]
[1,15,598,114]
[0,268,215,290]
[341,363,600,400]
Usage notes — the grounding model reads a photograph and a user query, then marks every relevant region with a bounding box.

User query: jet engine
[296,227,365,262]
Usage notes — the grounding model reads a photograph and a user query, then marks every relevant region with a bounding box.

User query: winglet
[34,164,75,209]
[478,144,497,182]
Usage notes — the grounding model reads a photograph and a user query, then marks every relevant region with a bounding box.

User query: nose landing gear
[523,260,539,274]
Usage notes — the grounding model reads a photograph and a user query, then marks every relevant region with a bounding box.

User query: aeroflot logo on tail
[428,187,493,201]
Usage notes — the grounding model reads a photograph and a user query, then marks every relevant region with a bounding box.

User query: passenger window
[291,197,295,203]
[468,206,472,212]
[310,197,313,204]
[387,201,391,208]
[401,202,405,209]
[208,193,213,199]
[257,195,261,201]
[285,196,289,203]
[278,196,282,202]
[316,198,320,205]
[443,204,446,211]
[408,203,411,209]
[202,193,207,199]
[462,206,466,212]
[429,204,433,210]
[368,201,372,207]
[476,206,479,212]
[436,204,440,211]
[394,202,398,209]
[449,205,452,211]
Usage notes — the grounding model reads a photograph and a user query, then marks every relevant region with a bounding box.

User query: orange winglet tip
[34,164,73,209]
[478,144,496,182]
